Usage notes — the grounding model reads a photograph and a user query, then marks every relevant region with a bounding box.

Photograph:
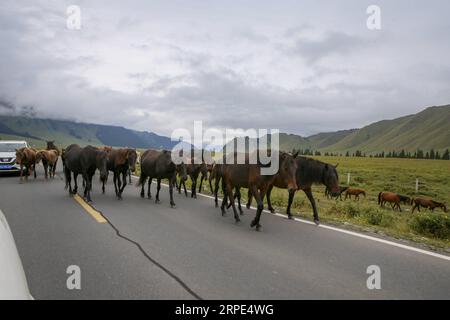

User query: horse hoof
[255,224,262,232]
[221,209,226,216]
[239,211,244,216]
[140,194,144,198]
[234,219,240,224]
[170,203,176,208]
[246,204,250,209]
[287,215,293,220]
[250,219,257,228]
[269,208,275,214]
[314,219,320,226]
[215,203,218,208]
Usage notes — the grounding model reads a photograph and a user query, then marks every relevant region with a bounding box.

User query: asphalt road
[1,165,449,299]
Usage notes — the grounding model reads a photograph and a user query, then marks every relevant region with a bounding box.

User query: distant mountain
[0,115,176,149]
[1,104,449,153]
[277,105,450,154]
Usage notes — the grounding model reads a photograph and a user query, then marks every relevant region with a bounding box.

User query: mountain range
[0,104,449,153]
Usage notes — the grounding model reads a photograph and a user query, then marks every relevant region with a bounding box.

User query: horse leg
[182,180,188,197]
[128,169,132,185]
[147,177,152,199]
[113,171,119,197]
[169,175,176,207]
[155,178,161,203]
[86,173,93,202]
[33,164,36,179]
[198,174,204,193]
[226,182,240,223]
[304,187,319,225]
[250,185,265,231]
[120,171,127,196]
[73,173,78,194]
[177,177,182,193]
[64,167,72,193]
[246,189,253,209]
[209,175,214,195]
[266,185,275,213]
[235,187,243,215]
[220,180,228,215]
[191,175,197,199]
[214,176,220,208]
[286,189,296,219]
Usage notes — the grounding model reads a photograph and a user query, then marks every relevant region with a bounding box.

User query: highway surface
[1,165,449,299]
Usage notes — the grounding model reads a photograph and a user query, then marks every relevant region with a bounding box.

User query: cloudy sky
[1,0,449,137]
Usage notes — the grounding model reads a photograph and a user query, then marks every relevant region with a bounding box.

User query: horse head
[279,152,298,193]
[323,163,340,197]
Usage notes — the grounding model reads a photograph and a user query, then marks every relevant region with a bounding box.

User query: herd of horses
[14,141,448,231]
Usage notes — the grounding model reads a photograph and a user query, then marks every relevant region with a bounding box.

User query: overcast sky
[1,0,449,137]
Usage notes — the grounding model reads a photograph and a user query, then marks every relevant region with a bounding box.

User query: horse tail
[378,192,382,205]
[136,172,147,187]
[362,191,366,197]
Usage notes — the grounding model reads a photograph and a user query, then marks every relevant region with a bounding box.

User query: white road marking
[132,175,450,262]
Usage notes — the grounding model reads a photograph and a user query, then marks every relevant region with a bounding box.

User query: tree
[443,149,450,160]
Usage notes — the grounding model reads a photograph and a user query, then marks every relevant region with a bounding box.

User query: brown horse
[102,148,138,199]
[36,150,59,179]
[345,188,366,201]
[221,151,298,231]
[247,156,340,224]
[15,147,37,182]
[412,198,447,213]
[46,140,61,156]
[378,192,410,211]
[137,149,177,207]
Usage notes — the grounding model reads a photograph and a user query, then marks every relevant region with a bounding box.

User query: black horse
[64,144,108,202]
[137,149,177,207]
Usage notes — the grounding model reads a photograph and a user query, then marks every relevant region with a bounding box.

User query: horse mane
[296,156,330,185]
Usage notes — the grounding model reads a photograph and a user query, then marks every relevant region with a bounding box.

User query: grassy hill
[1,104,448,153]
[279,105,450,154]
[0,115,176,150]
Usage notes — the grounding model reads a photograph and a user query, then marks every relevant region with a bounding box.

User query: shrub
[410,213,450,240]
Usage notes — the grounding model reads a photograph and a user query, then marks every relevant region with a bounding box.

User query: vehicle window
[0,143,27,152]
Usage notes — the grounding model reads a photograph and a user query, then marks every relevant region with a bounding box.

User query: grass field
[160,156,450,249]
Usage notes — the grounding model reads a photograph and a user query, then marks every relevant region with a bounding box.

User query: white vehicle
[0,140,28,173]
[0,209,33,299]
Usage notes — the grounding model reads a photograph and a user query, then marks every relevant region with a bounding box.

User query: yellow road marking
[73,194,107,223]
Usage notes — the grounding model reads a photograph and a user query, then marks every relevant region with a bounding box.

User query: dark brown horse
[412,198,447,213]
[102,148,137,199]
[378,192,410,211]
[15,147,37,182]
[344,188,366,201]
[325,185,348,200]
[221,152,298,231]
[64,144,108,202]
[247,156,340,224]
[80,146,109,202]
[137,149,177,207]
[36,150,58,179]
